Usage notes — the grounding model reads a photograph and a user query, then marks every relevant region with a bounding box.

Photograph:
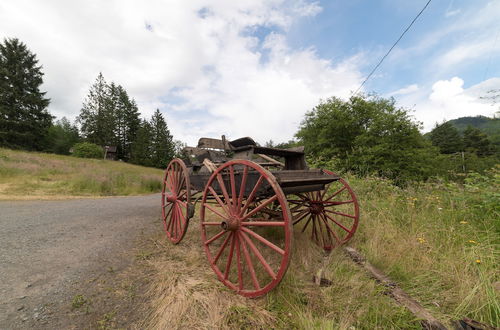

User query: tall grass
[349,166,499,327]
[144,165,499,329]
[0,148,163,198]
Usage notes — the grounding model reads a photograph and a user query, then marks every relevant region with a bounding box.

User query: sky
[1,0,499,145]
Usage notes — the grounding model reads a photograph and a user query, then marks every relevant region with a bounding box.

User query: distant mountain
[448,115,499,133]
[448,115,500,147]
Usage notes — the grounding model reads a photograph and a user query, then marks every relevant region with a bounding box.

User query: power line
[354,0,433,95]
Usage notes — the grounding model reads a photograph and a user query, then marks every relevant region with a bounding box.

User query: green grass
[0,148,164,198]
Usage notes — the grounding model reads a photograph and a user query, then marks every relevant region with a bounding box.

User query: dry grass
[144,168,499,329]
[144,231,277,329]
[0,148,164,199]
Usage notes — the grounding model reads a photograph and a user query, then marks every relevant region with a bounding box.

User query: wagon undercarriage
[161,136,359,297]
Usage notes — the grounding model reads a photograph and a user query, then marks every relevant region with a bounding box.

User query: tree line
[275,95,499,185]
[0,37,176,168]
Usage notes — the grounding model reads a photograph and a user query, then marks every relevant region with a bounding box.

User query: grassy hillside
[144,168,499,329]
[0,148,164,199]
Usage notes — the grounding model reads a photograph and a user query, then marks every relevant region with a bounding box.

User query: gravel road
[0,194,161,329]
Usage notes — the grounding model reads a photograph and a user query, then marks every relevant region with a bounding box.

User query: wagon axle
[220,216,240,231]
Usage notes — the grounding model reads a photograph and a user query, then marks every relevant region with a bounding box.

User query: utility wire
[354,0,432,95]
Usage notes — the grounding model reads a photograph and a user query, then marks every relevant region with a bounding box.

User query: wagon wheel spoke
[321,200,354,205]
[237,166,249,209]
[204,203,230,221]
[241,195,278,221]
[178,204,187,226]
[223,233,236,280]
[229,165,238,210]
[240,227,285,255]
[214,232,233,264]
[240,231,277,279]
[235,234,243,290]
[292,209,310,225]
[324,186,347,203]
[311,214,318,241]
[205,230,227,246]
[241,221,285,226]
[166,206,175,232]
[240,175,264,216]
[320,213,341,246]
[316,213,327,247]
[239,232,261,290]
[216,172,232,211]
[324,212,352,234]
[301,217,312,233]
[177,190,187,200]
[208,186,231,215]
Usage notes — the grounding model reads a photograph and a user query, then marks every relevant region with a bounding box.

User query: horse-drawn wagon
[161,136,359,297]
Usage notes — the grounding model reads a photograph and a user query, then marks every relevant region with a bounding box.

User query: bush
[72,142,103,159]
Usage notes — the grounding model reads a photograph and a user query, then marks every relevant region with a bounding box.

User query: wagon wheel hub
[166,193,177,203]
[220,215,241,231]
[309,201,324,215]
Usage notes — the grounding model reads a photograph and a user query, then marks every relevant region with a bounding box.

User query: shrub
[72,142,103,159]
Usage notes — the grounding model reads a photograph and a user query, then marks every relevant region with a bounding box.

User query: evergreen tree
[0,38,52,150]
[130,110,175,168]
[114,85,140,160]
[78,75,140,160]
[44,117,80,154]
[130,119,153,166]
[78,73,115,145]
[428,122,463,154]
[149,109,175,168]
[463,126,493,156]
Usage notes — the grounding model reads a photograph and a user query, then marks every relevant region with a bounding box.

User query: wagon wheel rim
[161,158,191,244]
[200,160,293,298]
[288,170,359,250]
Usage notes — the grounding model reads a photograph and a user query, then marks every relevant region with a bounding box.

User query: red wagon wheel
[161,158,192,244]
[289,170,359,251]
[200,160,293,298]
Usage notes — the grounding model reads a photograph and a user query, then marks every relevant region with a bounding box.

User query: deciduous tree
[296,94,439,184]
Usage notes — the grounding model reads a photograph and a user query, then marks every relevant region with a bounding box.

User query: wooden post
[343,247,448,330]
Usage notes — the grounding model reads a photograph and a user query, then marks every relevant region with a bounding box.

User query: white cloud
[0,0,360,145]
[398,77,499,131]
[445,9,461,18]
[388,84,419,96]
[435,38,498,68]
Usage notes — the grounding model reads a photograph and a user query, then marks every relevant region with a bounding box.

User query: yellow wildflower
[475,259,481,264]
